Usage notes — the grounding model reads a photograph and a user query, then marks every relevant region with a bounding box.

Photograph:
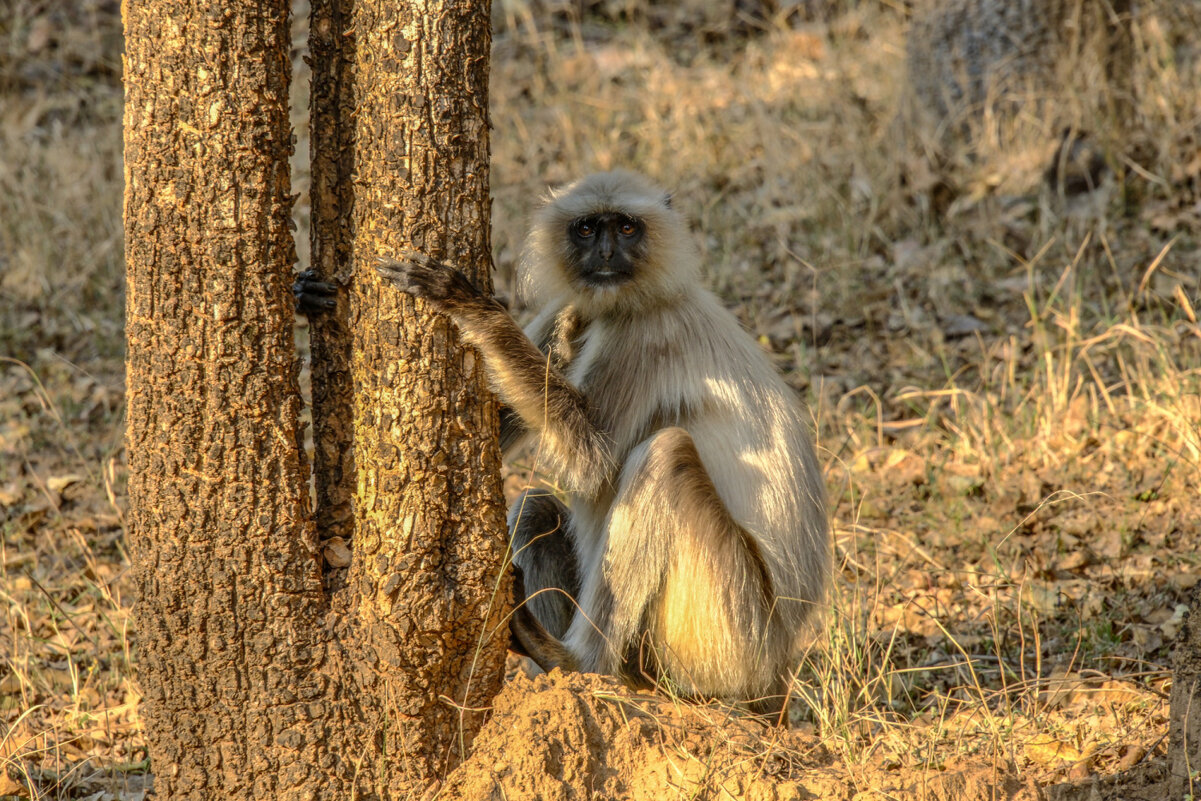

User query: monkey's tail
[510,566,580,673]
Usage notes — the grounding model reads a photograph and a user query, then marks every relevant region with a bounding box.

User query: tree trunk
[1170,586,1201,797]
[308,0,358,551]
[125,0,507,797]
[343,0,510,791]
[123,1,346,796]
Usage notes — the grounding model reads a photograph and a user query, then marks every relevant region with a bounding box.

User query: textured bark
[124,1,348,797]
[308,0,358,549]
[127,0,506,796]
[1170,585,1201,797]
[345,0,510,792]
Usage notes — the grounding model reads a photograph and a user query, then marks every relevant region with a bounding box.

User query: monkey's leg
[566,427,786,703]
[508,489,579,640]
[508,486,580,670]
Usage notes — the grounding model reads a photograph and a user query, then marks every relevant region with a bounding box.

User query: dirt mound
[437,671,1040,801]
[1046,762,1169,801]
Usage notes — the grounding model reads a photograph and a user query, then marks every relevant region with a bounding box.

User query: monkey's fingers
[375,258,418,289]
[377,257,437,301]
[376,254,481,307]
[396,249,440,270]
[293,269,339,314]
[512,563,529,599]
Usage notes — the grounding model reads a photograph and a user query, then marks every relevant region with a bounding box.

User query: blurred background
[1,0,1198,797]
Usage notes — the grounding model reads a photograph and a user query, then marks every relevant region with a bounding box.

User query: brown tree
[340,0,510,788]
[1171,586,1201,797]
[124,0,507,797]
[307,0,357,548]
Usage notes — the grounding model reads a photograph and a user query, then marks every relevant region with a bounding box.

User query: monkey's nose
[598,231,615,261]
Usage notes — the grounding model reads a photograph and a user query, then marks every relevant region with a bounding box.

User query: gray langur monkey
[377,170,829,712]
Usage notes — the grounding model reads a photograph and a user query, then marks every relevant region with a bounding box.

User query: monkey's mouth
[580,268,634,288]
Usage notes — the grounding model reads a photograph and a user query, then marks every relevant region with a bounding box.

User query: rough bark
[127,0,507,796]
[344,1,511,791]
[1170,585,1201,798]
[308,0,358,550]
[124,1,347,797]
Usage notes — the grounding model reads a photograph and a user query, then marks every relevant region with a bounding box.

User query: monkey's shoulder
[570,296,794,415]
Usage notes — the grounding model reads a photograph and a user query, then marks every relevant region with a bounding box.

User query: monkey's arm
[377,256,613,493]
[498,405,527,454]
[495,304,580,455]
[308,262,526,449]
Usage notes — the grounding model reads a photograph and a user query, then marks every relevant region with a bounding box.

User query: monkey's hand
[293,269,339,315]
[376,252,488,314]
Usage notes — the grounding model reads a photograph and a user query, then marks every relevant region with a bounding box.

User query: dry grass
[2,0,1199,797]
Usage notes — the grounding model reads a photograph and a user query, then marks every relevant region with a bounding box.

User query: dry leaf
[1160,604,1191,640]
[1025,735,1083,766]
[47,473,85,493]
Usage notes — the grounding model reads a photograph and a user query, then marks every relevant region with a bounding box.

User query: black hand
[376,252,483,311]
[293,269,339,315]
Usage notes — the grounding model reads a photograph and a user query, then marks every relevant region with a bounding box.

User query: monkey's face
[564,212,647,289]
[522,170,699,312]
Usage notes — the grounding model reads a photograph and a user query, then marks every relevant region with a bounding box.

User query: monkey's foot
[509,564,581,674]
[509,565,534,659]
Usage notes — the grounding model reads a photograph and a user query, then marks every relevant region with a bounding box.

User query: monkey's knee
[620,426,698,488]
[623,428,727,521]
[642,425,693,455]
[508,489,578,639]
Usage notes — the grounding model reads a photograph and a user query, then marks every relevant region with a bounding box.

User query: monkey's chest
[569,335,698,464]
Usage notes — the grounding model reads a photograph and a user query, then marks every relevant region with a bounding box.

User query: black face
[565,212,646,288]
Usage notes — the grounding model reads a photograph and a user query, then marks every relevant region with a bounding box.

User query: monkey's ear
[662,193,673,209]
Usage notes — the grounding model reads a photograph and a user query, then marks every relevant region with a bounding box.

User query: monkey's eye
[618,221,638,237]
[575,220,596,238]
